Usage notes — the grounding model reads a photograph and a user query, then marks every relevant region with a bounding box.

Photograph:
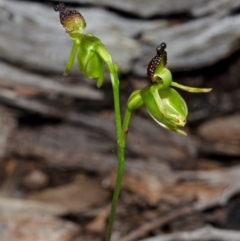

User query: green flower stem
[108,63,122,139]
[105,65,132,241]
[105,146,125,241]
[105,63,123,241]
[119,108,132,148]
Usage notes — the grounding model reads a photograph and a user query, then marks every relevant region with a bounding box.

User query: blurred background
[0,0,240,241]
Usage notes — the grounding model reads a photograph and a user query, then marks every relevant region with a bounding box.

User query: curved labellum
[147,42,167,82]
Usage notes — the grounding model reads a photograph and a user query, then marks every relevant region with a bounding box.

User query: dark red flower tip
[54,3,65,12]
[147,42,168,81]
[54,3,86,33]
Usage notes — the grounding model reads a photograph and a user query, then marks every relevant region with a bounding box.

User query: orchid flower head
[127,43,212,135]
[54,3,115,88]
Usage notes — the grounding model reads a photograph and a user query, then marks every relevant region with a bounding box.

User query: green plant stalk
[105,63,123,241]
[105,146,125,241]
[108,63,122,139]
[105,65,132,241]
[119,108,132,149]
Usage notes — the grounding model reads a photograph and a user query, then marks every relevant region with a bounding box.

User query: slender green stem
[108,63,122,139]
[119,108,132,148]
[105,109,132,241]
[105,64,132,241]
[105,63,123,241]
[105,146,125,241]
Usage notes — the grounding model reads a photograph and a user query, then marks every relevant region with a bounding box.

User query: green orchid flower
[127,43,212,135]
[54,3,115,88]
[127,83,188,135]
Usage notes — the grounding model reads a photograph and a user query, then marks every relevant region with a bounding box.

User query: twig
[120,206,192,241]
[139,225,240,241]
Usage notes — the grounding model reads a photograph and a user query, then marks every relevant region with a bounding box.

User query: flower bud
[127,90,143,111]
